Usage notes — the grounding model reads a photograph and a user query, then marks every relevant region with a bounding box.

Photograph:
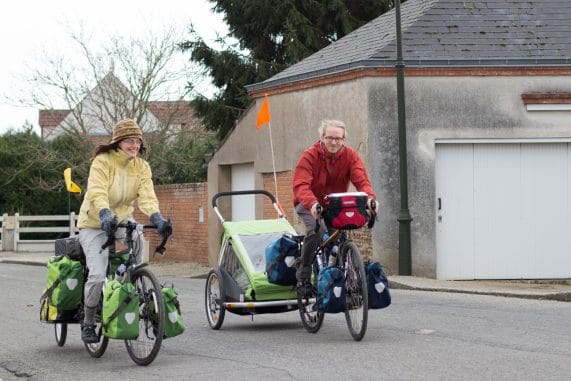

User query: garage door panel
[435,144,474,279]
[474,144,524,278]
[522,144,569,277]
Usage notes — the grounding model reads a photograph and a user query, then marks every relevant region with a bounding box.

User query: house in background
[39,71,203,145]
[207,0,571,280]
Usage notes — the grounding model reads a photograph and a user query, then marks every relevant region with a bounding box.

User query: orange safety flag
[63,168,82,193]
[256,96,272,130]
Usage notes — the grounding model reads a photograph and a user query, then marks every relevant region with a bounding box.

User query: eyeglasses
[122,138,142,146]
[323,136,345,143]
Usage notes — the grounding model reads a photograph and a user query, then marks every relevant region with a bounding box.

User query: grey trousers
[295,203,326,235]
[295,204,327,281]
[78,227,144,311]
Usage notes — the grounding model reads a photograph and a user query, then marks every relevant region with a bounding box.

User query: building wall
[133,183,209,264]
[209,69,571,278]
[368,75,571,277]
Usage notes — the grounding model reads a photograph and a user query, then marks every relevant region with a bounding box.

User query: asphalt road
[1,263,570,381]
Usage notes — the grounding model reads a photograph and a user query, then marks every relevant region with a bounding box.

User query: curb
[0,259,46,267]
[388,280,571,302]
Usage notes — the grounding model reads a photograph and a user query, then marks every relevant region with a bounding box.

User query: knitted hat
[110,118,143,144]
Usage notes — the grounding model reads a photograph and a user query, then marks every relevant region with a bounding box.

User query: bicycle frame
[102,220,171,278]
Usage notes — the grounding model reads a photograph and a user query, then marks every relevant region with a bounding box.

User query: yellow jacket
[77,149,160,229]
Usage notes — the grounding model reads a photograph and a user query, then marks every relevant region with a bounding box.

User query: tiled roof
[38,110,71,127]
[146,101,196,125]
[248,0,571,92]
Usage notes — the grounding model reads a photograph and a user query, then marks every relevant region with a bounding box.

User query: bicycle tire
[124,267,165,366]
[205,269,226,330]
[84,294,109,358]
[297,262,324,333]
[341,241,368,341]
[54,323,67,347]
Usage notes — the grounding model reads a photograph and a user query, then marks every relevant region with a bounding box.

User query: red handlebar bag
[322,192,368,230]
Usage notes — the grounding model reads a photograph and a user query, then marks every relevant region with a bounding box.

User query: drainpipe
[395,0,413,275]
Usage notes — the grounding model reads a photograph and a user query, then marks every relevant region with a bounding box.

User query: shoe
[297,280,313,299]
[81,323,99,344]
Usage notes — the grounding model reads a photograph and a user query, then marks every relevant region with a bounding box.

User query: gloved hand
[150,212,171,238]
[99,208,115,235]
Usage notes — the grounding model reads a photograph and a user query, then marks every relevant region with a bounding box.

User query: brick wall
[348,229,372,260]
[262,171,294,221]
[133,183,209,265]
[134,176,371,264]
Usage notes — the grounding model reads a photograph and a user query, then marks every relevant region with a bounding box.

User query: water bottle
[322,231,330,242]
[115,263,126,282]
[328,245,339,267]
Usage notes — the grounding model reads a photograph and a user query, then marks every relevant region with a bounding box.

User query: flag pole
[267,121,279,202]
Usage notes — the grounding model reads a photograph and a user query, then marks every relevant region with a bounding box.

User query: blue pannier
[366,261,391,309]
[317,266,346,313]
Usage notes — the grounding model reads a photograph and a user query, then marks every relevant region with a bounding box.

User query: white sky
[0,0,228,134]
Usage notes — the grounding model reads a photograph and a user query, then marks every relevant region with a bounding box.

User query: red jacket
[293,141,376,210]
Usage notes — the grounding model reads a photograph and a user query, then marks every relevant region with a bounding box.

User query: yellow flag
[63,168,82,193]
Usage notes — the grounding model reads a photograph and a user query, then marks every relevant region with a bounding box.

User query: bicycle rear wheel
[297,262,324,333]
[84,295,109,357]
[341,241,368,341]
[54,323,67,347]
[125,267,165,366]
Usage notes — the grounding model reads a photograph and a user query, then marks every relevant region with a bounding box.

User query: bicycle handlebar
[100,218,173,257]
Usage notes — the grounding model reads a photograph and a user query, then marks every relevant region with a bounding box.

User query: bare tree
[1,24,215,193]
[14,24,204,143]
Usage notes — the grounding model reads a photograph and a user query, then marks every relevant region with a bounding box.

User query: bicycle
[53,219,172,366]
[297,194,376,341]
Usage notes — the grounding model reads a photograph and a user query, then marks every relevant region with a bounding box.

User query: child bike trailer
[205,190,302,329]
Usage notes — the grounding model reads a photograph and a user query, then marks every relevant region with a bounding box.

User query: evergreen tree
[181,0,391,139]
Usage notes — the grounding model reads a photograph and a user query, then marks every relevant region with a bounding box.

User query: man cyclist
[77,118,171,343]
[293,119,378,295]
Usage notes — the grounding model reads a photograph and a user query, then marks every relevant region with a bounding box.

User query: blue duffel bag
[265,235,300,286]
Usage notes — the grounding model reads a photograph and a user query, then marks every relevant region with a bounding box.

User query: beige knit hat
[110,118,143,144]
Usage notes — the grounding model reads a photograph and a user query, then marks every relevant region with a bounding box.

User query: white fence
[1,213,78,252]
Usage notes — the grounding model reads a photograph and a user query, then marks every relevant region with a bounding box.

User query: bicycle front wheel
[125,267,165,366]
[341,241,368,341]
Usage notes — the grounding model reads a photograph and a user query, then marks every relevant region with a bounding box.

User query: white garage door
[231,163,255,221]
[435,142,571,280]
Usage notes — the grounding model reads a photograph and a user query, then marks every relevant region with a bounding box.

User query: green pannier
[102,280,140,339]
[162,287,185,338]
[45,255,84,310]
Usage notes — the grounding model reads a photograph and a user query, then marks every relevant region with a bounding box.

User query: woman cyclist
[77,118,171,343]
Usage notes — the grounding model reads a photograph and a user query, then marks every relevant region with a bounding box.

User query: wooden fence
[1,213,78,252]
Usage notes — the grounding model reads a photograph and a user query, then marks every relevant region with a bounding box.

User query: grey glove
[150,212,171,238]
[99,208,114,235]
